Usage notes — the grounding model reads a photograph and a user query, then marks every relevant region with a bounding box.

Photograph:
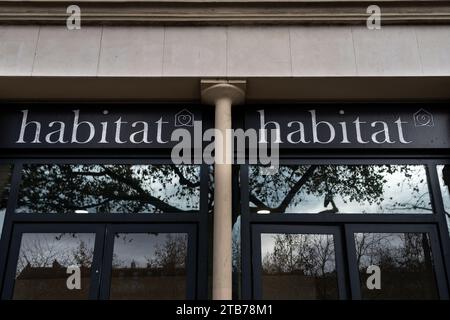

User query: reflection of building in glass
[14,260,91,300]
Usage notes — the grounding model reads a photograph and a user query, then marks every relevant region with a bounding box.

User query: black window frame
[0,156,211,300]
[252,224,347,300]
[2,223,106,300]
[240,157,450,300]
[99,223,197,300]
[345,223,448,300]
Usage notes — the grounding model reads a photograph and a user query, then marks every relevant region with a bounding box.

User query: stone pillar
[201,80,246,300]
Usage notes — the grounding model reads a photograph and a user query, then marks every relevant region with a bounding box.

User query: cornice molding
[1,1,450,25]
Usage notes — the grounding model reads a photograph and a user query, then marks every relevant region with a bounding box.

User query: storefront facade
[1,0,450,300]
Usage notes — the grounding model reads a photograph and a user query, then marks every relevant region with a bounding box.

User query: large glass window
[354,232,439,300]
[13,233,96,300]
[437,165,450,234]
[16,164,200,214]
[0,164,13,237]
[250,165,432,214]
[260,233,339,300]
[110,232,188,300]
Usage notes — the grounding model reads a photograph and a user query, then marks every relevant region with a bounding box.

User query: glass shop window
[437,165,450,234]
[110,232,188,300]
[250,165,432,214]
[0,164,13,238]
[13,233,95,300]
[260,233,339,300]
[354,232,439,300]
[16,164,200,214]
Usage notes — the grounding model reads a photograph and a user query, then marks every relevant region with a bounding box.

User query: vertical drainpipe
[201,80,246,300]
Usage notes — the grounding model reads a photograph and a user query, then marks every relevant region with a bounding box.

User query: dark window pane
[354,232,439,300]
[261,233,338,300]
[13,233,95,300]
[250,165,431,214]
[437,165,450,235]
[0,164,13,238]
[110,233,188,300]
[17,164,200,213]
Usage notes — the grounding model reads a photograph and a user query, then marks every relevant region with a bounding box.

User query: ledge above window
[0,0,450,25]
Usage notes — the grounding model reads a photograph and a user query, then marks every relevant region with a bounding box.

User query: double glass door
[252,224,449,300]
[2,223,196,300]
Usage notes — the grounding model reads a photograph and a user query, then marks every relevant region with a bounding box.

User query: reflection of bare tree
[262,234,337,299]
[18,164,201,213]
[17,237,67,275]
[356,233,432,269]
[13,234,94,300]
[146,234,187,274]
[263,234,335,275]
[16,234,94,276]
[71,240,94,268]
[355,232,437,299]
[250,165,430,213]
[354,233,392,267]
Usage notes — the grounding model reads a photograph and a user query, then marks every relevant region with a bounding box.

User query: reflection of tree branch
[68,170,107,177]
[278,166,318,212]
[249,194,272,211]
[172,166,200,188]
[100,166,193,213]
[65,198,112,211]
[319,198,339,214]
[251,165,318,212]
[385,205,432,212]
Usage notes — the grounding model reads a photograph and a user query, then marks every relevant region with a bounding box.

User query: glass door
[252,225,347,300]
[2,224,105,300]
[251,224,449,300]
[346,224,449,300]
[99,224,197,300]
[2,223,197,300]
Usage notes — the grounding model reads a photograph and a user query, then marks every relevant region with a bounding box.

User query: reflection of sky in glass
[437,165,450,234]
[112,233,187,269]
[17,164,200,213]
[16,233,95,275]
[0,210,5,240]
[261,233,336,275]
[250,165,432,214]
[354,232,431,268]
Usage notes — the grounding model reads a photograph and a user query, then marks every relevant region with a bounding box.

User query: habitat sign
[244,105,450,149]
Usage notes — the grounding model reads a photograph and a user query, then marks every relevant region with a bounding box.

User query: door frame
[251,224,348,300]
[99,223,197,300]
[1,223,106,300]
[345,223,449,300]
[0,158,211,299]
[240,158,450,299]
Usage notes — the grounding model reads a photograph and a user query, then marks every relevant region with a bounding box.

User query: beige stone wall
[1,25,450,78]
